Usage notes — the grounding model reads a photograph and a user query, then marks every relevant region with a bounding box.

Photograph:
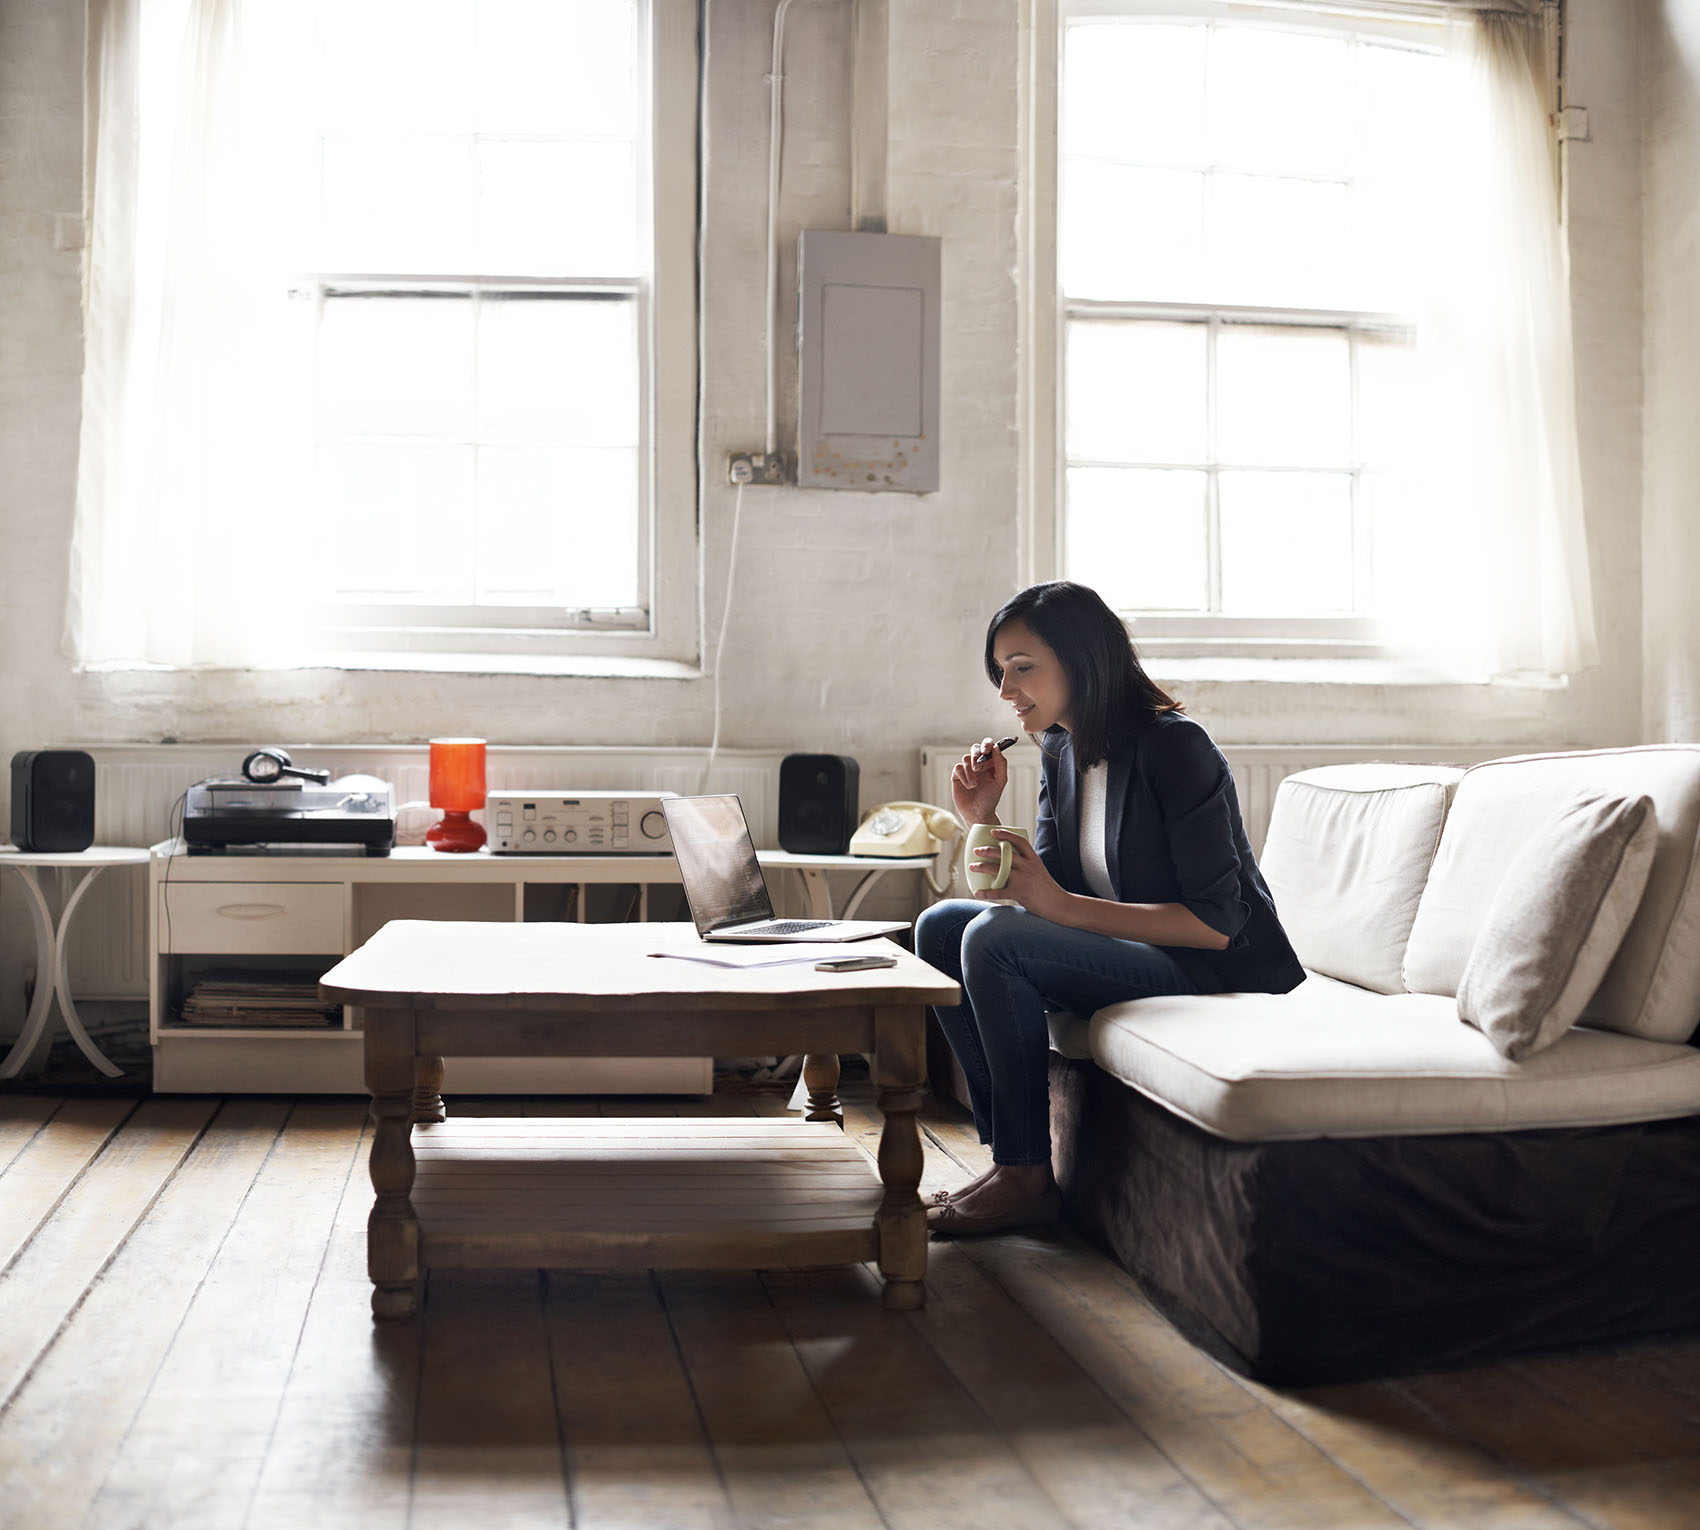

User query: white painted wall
[0,0,1669,1034]
[1643,0,1700,743]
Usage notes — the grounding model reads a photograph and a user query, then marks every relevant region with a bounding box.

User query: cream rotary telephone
[848,801,965,895]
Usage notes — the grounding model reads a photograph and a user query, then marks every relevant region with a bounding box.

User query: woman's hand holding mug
[966,824,1069,919]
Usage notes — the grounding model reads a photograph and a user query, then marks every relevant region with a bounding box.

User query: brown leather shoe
[926,1183,1061,1237]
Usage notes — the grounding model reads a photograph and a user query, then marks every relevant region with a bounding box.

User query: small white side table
[757,851,939,919]
[0,846,150,1080]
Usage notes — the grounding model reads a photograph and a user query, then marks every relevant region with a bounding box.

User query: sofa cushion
[1457,794,1657,1059]
[1403,747,1700,1043]
[1258,764,1464,994]
[1046,1008,1093,1060]
[1087,983,1700,1141]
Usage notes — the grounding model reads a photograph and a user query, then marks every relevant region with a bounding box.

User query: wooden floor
[2,1082,1699,1530]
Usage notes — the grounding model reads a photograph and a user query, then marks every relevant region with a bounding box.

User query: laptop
[661,794,910,943]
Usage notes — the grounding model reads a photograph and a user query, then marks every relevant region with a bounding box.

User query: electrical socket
[726,451,791,487]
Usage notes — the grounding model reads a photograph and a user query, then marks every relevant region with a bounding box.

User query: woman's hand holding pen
[951,737,1010,826]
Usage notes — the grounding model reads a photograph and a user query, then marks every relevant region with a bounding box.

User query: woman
[918,581,1303,1235]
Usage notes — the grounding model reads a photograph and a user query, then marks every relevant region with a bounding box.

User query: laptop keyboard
[748,919,835,934]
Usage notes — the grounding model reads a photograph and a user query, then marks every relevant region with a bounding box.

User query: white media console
[147,841,932,1094]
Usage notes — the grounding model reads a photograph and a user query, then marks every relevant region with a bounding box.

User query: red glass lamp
[426,737,487,853]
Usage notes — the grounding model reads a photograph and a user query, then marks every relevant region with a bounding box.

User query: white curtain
[1380,8,1599,680]
[67,0,320,669]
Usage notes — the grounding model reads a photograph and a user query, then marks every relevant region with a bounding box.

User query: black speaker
[778,754,859,855]
[10,750,96,853]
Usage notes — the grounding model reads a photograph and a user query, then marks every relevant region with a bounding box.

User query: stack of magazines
[178,974,340,1028]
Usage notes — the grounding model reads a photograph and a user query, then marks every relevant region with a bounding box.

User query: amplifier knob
[543,830,556,843]
[640,811,667,839]
[564,829,578,843]
[523,828,536,843]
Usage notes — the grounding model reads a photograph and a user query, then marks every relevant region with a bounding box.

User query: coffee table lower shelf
[409,1116,887,1273]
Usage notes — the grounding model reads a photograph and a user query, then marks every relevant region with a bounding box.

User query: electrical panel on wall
[797,231,940,493]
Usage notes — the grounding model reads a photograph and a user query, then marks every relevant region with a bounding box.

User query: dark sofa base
[1047,1053,1700,1385]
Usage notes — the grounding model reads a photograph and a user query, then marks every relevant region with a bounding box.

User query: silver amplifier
[486,790,676,854]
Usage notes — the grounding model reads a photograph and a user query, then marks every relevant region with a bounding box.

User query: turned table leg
[412,1052,446,1124]
[872,1005,926,1311]
[366,1007,421,1320]
[802,1051,843,1126]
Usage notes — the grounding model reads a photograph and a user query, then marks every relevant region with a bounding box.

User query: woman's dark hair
[983,581,1182,770]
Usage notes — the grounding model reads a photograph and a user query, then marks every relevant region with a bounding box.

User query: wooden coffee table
[319,920,959,1319]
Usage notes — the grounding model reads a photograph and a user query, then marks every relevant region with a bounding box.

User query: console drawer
[158,882,345,955]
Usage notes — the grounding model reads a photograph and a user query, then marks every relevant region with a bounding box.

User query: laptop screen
[661,795,775,934]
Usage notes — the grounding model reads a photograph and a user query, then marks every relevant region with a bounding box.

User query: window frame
[1025,0,1446,661]
[303,0,701,668]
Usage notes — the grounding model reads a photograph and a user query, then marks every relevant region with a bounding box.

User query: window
[74,0,697,671]
[1047,1,1447,657]
[288,0,698,662]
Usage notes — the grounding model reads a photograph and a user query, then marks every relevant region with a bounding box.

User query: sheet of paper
[647,943,878,969]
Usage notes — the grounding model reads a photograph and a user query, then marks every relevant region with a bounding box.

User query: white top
[1078,762,1117,900]
[0,845,149,869]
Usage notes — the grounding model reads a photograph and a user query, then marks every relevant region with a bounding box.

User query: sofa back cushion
[1259,764,1465,993]
[1403,747,1700,1042]
[1456,793,1657,1059]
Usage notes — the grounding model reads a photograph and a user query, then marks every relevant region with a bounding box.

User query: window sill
[76,653,707,680]
[1144,656,1572,691]
[317,651,704,679]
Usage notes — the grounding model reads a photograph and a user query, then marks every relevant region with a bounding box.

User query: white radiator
[920,742,1505,861]
[30,744,792,999]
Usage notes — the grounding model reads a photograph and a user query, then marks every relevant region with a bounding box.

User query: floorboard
[659,1267,888,1528]
[1,1077,1697,1530]
[0,1096,139,1276]
[411,1270,572,1530]
[0,1099,288,1530]
[80,1100,368,1530]
[0,1097,213,1413]
[0,1093,64,1179]
[763,1261,1072,1530]
[244,1115,418,1530]
[545,1271,733,1529]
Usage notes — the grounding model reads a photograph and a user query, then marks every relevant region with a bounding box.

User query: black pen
[973,736,1020,766]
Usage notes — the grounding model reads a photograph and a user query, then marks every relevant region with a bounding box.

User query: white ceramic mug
[964,823,1030,895]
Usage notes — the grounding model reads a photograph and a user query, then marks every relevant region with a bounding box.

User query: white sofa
[1042,746,1700,1383]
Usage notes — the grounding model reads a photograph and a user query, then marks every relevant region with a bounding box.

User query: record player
[184,775,396,855]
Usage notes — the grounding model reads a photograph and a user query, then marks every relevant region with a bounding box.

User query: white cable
[699,479,747,794]
[764,0,797,457]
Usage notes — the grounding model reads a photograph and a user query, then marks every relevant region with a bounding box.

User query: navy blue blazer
[1033,711,1304,995]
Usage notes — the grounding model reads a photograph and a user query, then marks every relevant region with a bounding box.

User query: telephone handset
[848,801,965,895]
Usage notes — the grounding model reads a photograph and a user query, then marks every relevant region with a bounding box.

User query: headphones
[241,747,331,786]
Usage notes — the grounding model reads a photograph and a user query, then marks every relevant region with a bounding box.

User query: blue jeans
[915,900,1200,1166]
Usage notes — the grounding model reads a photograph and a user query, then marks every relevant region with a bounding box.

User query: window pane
[1219,470,1353,614]
[1208,173,1349,308]
[477,446,639,606]
[321,138,473,272]
[479,297,639,448]
[1355,331,1419,468]
[1061,161,1203,300]
[1066,468,1208,612]
[476,0,637,137]
[319,297,474,439]
[1217,325,1351,467]
[1067,319,1207,464]
[1063,21,1206,167]
[316,1,470,136]
[1362,468,1409,616]
[1208,27,1349,178]
[1352,42,1440,182]
[319,442,476,602]
[477,140,638,276]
